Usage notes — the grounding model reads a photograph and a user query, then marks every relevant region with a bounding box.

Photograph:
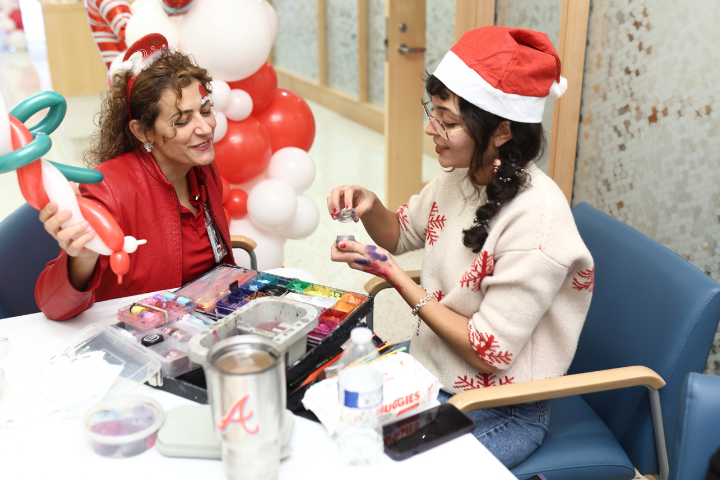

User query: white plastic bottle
[337,328,384,465]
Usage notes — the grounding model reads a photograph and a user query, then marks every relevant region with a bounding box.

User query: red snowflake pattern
[454,372,515,391]
[460,251,494,291]
[431,290,444,302]
[397,203,410,233]
[423,202,446,246]
[572,267,595,292]
[468,322,513,366]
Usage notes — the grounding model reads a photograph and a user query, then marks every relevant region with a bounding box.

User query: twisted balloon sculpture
[0,91,145,283]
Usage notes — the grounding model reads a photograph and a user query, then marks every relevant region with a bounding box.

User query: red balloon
[77,197,125,252]
[110,251,130,284]
[227,62,278,113]
[213,116,272,184]
[255,89,315,153]
[220,176,230,203]
[225,188,248,219]
[10,115,49,211]
[9,9,23,30]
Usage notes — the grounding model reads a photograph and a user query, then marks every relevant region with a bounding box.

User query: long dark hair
[425,74,546,253]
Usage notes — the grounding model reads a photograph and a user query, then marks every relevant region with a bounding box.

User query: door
[384,0,426,210]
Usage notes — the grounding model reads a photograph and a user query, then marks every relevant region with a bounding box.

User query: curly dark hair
[425,74,546,253]
[84,49,213,167]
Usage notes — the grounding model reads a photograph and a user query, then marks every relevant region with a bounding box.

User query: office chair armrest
[448,366,665,412]
[231,235,257,252]
[364,270,421,296]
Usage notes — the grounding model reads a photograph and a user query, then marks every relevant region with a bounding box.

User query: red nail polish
[339,243,346,249]
[333,207,338,213]
[346,204,351,210]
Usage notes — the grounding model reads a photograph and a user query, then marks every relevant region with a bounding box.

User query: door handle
[398,44,426,55]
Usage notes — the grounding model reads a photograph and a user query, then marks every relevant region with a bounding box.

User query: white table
[0,296,515,479]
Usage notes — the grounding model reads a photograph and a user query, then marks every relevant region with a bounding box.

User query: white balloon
[267,147,316,194]
[230,218,284,271]
[4,30,26,51]
[213,111,228,143]
[0,13,14,32]
[125,6,179,48]
[210,80,231,111]
[247,179,297,230]
[223,89,253,122]
[0,93,11,156]
[231,170,268,193]
[130,0,155,15]
[278,195,320,240]
[41,160,112,255]
[260,0,278,44]
[178,0,272,82]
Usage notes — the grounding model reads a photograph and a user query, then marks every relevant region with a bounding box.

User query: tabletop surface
[0,294,515,480]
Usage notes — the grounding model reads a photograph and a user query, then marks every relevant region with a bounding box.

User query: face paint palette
[117,292,195,330]
[118,264,374,403]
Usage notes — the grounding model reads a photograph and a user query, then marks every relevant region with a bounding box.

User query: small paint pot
[83,395,164,458]
[336,207,357,223]
[335,235,356,246]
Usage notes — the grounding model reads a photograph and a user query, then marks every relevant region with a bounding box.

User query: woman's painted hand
[331,240,404,290]
[326,184,376,221]
[38,183,98,259]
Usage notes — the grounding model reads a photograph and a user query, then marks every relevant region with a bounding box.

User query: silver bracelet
[411,293,434,316]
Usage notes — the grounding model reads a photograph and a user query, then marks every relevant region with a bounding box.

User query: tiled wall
[573,0,720,375]
[495,0,562,173]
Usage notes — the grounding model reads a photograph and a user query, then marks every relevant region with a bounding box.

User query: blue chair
[447,202,720,480]
[0,203,59,319]
[366,202,720,479]
[669,372,720,480]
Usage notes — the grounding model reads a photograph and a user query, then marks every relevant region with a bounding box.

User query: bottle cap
[350,327,372,345]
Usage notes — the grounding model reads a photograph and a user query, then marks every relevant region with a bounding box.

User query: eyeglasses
[422,99,465,140]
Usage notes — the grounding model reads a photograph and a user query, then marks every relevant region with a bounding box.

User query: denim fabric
[438,389,550,469]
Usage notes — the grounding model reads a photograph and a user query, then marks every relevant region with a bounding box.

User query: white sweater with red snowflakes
[394,164,593,393]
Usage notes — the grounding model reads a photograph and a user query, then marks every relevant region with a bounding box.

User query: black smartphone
[383,403,476,461]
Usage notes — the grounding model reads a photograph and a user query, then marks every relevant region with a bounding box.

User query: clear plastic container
[83,395,165,458]
[337,328,384,465]
[117,292,195,330]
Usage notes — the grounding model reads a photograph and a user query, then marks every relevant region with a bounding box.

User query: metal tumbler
[205,335,285,480]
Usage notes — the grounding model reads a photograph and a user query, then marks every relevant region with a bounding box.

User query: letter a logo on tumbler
[216,395,260,435]
[204,336,285,480]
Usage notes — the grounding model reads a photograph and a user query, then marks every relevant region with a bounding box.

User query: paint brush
[344,341,395,370]
[365,346,407,366]
[300,350,344,387]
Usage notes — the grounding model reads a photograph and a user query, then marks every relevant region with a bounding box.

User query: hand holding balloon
[39,191,98,260]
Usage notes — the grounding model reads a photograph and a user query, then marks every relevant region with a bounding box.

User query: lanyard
[194,185,228,263]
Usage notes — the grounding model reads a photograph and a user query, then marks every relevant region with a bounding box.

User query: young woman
[36,34,234,321]
[328,26,594,467]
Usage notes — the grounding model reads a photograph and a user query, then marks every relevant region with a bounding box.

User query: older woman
[36,35,234,320]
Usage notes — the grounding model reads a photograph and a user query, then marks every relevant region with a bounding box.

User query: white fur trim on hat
[549,76,567,98]
[434,51,548,123]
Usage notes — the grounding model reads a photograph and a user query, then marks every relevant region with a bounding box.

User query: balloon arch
[91,0,320,271]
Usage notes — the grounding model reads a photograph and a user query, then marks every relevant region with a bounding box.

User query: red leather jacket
[35,151,234,320]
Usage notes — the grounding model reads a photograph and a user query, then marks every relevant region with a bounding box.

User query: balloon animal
[0,91,145,283]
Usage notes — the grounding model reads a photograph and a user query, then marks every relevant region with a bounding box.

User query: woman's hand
[326,184,377,221]
[38,184,98,259]
[331,240,405,290]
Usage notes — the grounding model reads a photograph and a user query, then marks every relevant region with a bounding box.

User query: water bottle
[337,328,384,465]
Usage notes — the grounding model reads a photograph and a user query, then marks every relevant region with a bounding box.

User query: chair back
[569,203,720,474]
[0,203,60,319]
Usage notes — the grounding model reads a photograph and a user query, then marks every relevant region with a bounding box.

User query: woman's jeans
[437,389,550,469]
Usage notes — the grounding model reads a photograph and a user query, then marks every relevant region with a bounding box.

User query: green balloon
[50,161,103,184]
[0,133,52,174]
[9,91,67,136]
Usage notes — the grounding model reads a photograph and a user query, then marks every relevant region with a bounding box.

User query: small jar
[336,235,356,246]
[336,207,357,223]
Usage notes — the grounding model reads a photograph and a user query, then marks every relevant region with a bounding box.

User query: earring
[492,153,501,176]
[143,142,154,153]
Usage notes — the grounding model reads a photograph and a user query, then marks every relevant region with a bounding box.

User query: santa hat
[433,26,567,123]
